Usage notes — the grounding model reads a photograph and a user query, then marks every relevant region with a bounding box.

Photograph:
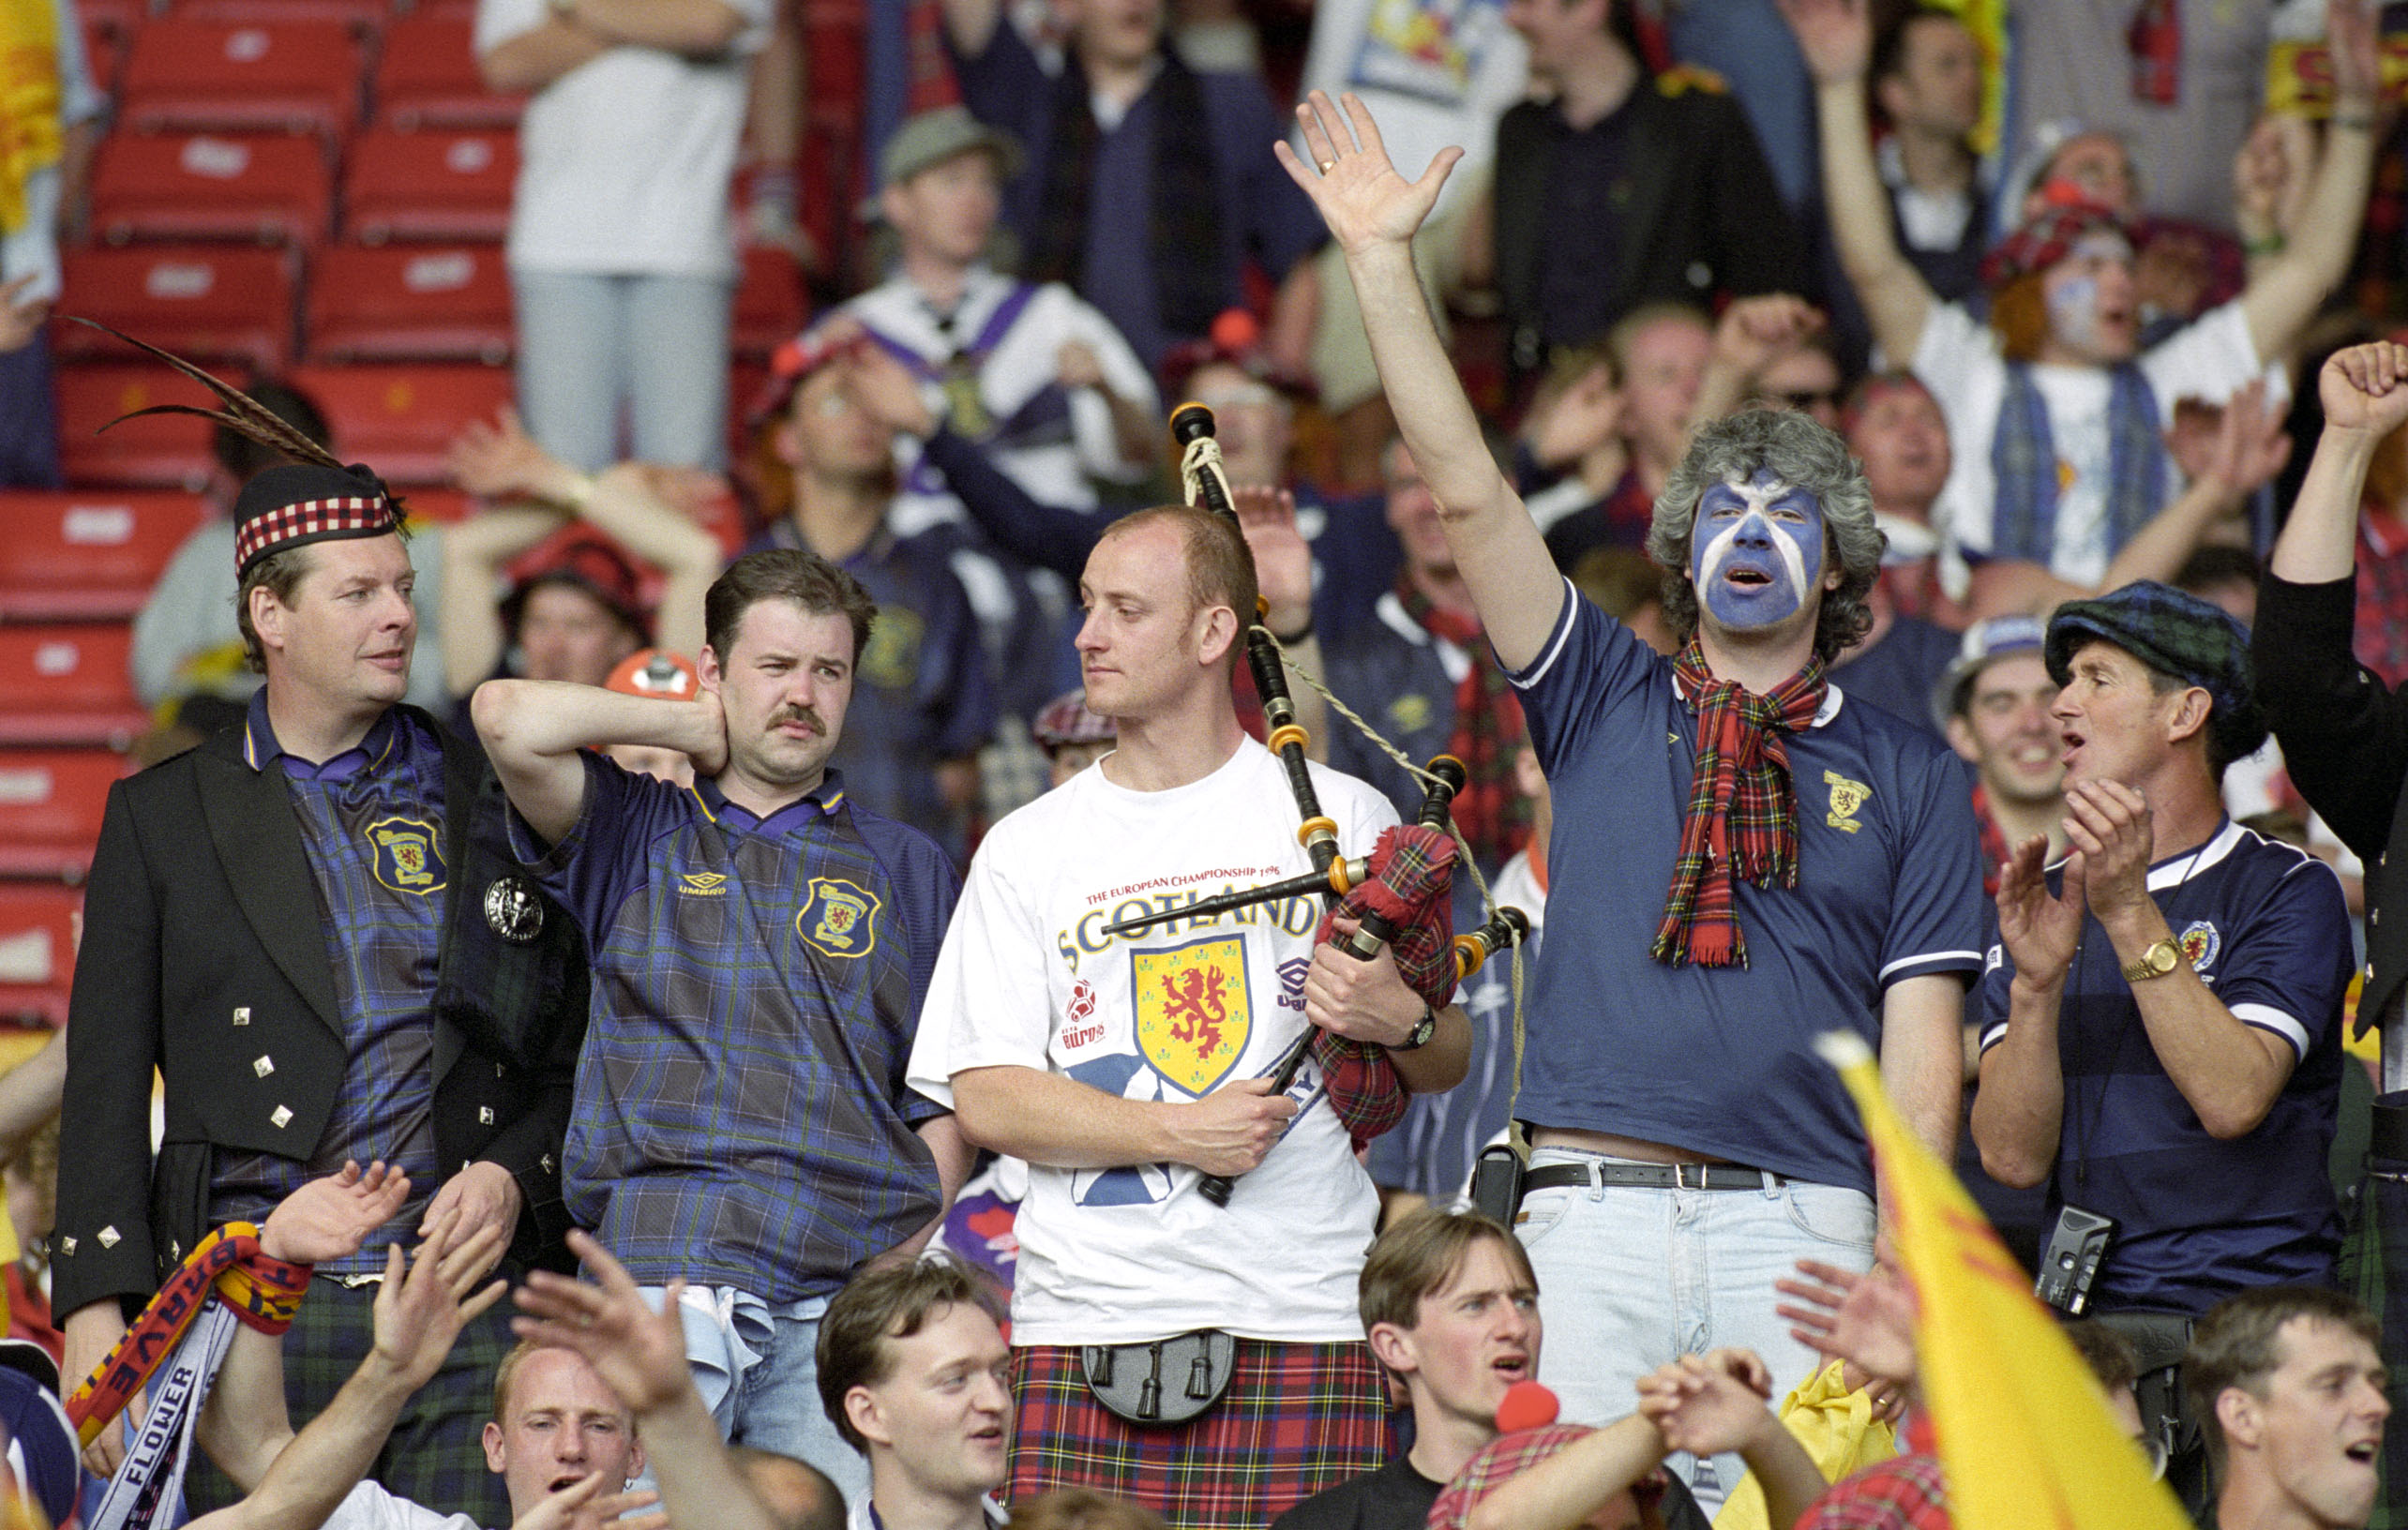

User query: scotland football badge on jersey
[367,817,446,896]
[1134,934,1253,1098]
[797,877,880,958]
[2179,920,2221,972]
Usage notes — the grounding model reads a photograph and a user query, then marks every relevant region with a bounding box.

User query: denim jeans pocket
[1781,1180,1877,1249]
[1513,1183,1580,1247]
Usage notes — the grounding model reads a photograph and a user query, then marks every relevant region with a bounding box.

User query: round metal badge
[483,877,544,944]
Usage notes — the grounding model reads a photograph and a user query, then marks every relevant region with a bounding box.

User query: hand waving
[1776,0,1873,84]
[260,1160,410,1266]
[1996,833,2085,991]
[1275,92,1462,258]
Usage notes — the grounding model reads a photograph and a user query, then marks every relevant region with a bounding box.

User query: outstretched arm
[1275,92,1565,671]
[1636,1350,1827,1530]
[515,1231,777,1530]
[2273,341,2408,585]
[1783,0,1934,365]
[2241,0,2382,362]
[1464,1413,1671,1530]
[472,680,729,846]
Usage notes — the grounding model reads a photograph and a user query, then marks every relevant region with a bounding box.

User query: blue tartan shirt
[213,693,444,1272]
[515,756,960,1301]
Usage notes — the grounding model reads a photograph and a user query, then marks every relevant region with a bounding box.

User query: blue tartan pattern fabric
[212,697,444,1270]
[519,756,961,1302]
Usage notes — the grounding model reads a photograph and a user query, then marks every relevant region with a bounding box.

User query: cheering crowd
[17,0,2408,1526]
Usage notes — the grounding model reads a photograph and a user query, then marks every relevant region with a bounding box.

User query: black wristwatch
[1393,1004,1437,1052]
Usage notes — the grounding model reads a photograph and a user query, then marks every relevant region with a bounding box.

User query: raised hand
[1230,485,1311,635]
[2061,780,2155,924]
[1996,833,2085,991]
[416,1161,521,1283]
[2200,379,2293,500]
[2320,341,2408,437]
[842,344,939,439]
[1712,294,1826,382]
[2329,0,2382,111]
[1775,0,1872,84]
[260,1161,411,1266]
[1274,91,1462,258]
[449,407,576,505]
[369,1204,509,1390]
[512,1229,696,1418]
[1774,1259,1918,1388]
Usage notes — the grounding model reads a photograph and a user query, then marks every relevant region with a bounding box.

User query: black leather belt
[1524,1160,1784,1192]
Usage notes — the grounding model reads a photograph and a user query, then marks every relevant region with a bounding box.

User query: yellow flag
[1814,1030,2188,1530]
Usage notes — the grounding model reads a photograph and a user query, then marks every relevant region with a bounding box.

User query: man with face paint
[1282,91,1984,1514]
[1787,0,2381,589]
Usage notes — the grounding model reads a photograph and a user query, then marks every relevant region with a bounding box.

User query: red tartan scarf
[1650,640,1828,968]
[1394,577,1529,867]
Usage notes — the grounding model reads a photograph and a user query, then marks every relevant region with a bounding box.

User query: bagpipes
[1166,403,1531,1206]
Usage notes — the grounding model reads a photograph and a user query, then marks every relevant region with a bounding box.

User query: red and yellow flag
[1815,1030,2189,1530]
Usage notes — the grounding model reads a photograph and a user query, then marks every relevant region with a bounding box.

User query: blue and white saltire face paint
[1690,468,1828,632]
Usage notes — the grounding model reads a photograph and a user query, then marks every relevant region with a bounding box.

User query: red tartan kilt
[1006,1339,1393,1530]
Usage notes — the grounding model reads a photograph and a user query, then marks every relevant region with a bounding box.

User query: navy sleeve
[920,554,999,762]
[511,753,683,938]
[2214,856,2353,1062]
[1877,742,1987,987]
[1208,71,1325,280]
[1501,578,1663,781]
[948,17,1050,164]
[921,427,1100,581]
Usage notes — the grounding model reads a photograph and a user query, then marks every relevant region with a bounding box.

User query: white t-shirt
[1912,298,2267,585]
[839,265,1159,532]
[323,1481,482,1530]
[908,740,1395,1346]
[474,0,771,278]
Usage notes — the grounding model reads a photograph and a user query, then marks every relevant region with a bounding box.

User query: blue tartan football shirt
[213,693,444,1272]
[516,755,960,1301]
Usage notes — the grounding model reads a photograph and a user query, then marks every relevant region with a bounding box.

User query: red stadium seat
[53,365,220,490]
[0,627,151,748]
[89,134,332,246]
[0,491,211,621]
[342,128,515,243]
[374,15,522,129]
[732,246,806,363]
[175,0,385,35]
[55,247,298,369]
[309,245,511,363]
[81,15,124,98]
[120,19,363,142]
[287,364,512,484]
[76,0,144,39]
[0,753,133,882]
[0,882,88,1023]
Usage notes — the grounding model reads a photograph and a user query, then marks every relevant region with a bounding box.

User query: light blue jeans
[643,1283,869,1507]
[511,269,734,471]
[1516,1148,1876,1513]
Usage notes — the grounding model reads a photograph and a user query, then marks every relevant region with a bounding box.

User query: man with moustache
[57,460,589,1522]
[473,548,971,1500]
[1282,90,1982,1511]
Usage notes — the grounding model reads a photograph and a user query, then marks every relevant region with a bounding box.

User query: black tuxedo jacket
[54,706,588,1318]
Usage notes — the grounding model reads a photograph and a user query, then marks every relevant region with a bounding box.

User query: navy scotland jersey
[513,756,961,1302]
[1506,582,1985,1195]
[1979,819,2351,1315]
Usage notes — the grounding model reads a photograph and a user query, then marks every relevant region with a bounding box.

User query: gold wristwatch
[2121,939,2182,982]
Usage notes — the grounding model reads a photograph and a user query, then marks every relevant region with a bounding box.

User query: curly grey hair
[1645,409,1886,663]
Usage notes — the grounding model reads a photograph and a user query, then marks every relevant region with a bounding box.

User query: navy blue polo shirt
[1505,582,1985,1195]
[214,694,443,1271]
[1979,820,2351,1315]
[515,756,960,1301]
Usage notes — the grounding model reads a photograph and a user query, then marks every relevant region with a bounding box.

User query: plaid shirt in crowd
[213,695,444,1272]
[521,758,961,1302]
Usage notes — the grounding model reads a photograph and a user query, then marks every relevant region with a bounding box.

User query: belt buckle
[335,1272,386,1290]
[1675,1162,1703,1191]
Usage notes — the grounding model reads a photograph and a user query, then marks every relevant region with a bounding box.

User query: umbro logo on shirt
[679,873,729,897]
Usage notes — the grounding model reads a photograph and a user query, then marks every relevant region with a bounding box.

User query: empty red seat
[343,128,515,243]
[0,882,88,1023]
[0,491,211,621]
[89,134,332,246]
[56,247,297,369]
[309,245,511,363]
[374,15,522,130]
[0,626,150,748]
[288,363,512,484]
[732,246,806,363]
[120,19,363,142]
[175,0,385,36]
[0,752,133,881]
[54,365,221,490]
